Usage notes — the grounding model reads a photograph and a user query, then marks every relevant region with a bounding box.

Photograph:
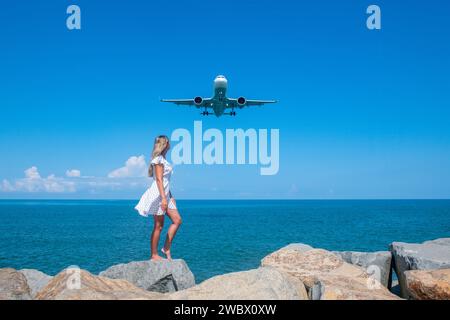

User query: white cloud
[108,155,147,178]
[66,169,81,177]
[2,167,76,193]
[25,166,41,179]
[0,155,152,194]
[44,174,76,193]
[1,179,15,192]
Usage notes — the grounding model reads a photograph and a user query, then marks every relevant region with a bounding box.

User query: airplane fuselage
[211,75,229,116]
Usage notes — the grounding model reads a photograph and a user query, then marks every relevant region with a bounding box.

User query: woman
[135,135,182,261]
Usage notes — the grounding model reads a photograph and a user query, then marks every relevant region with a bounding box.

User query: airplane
[161,75,277,117]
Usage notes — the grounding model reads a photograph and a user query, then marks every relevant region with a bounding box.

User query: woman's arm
[154,164,168,212]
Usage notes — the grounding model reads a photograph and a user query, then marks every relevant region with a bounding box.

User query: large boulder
[167,266,308,300]
[261,247,401,300]
[35,268,164,300]
[0,268,32,300]
[278,244,393,289]
[404,269,450,300]
[390,238,450,298]
[333,251,392,288]
[19,269,53,298]
[99,259,195,293]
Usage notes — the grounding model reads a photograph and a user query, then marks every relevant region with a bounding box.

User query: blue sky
[0,0,449,199]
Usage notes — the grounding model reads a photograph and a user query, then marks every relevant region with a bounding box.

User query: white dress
[134,155,177,217]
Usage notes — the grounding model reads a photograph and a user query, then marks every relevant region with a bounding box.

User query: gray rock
[99,259,195,293]
[390,238,450,298]
[0,268,32,300]
[19,269,53,298]
[333,251,392,288]
[424,238,450,246]
[167,266,308,300]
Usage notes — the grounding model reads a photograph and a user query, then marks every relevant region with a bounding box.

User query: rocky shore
[1,238,449,300]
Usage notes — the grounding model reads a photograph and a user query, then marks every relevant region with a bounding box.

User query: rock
[280,243,314,253]
[404,269,450,300]
[390,238,450,298]
[313,274,397,300]
[19,269,53,298]
[277,244,393,288]
[99,259,195,293]
[35,268,165,300]
[167,266,308,300]
[333,251,392,288]
[0,268,32,300]
[261,247,401,300]
[424,238,450,246]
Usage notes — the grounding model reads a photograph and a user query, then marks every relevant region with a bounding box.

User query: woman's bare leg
[151,215,165,260]
[162,208,182,260]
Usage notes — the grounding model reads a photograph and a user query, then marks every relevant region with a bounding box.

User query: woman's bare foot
[161,247,172,260]
[151,254,164,261]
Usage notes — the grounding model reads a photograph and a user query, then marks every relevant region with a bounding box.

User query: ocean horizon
[1,199,449,283]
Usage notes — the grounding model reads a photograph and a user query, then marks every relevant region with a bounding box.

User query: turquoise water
[0,200,449,283]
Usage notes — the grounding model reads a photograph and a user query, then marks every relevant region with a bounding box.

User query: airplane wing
[161,98,212,107]
[227,98,277,108]
[161,99,195,106]
[245,99,277,106]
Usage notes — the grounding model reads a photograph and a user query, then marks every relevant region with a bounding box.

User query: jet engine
[194,96,203,106]
[237,97,246,107]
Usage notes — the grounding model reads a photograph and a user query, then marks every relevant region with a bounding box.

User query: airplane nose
[214,76,227,88]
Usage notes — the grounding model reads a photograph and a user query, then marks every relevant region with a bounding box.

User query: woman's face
[165,140,170,152]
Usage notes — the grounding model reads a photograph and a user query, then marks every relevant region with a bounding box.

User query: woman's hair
[148,135,169,177]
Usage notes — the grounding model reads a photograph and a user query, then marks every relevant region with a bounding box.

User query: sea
[0,200,449,283]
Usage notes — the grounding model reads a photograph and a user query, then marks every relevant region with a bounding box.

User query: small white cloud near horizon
[66,169,81,177]
[108,155,147,178]
[1,167,76,193]
[1,179,15,192]
[1,156,150,194]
